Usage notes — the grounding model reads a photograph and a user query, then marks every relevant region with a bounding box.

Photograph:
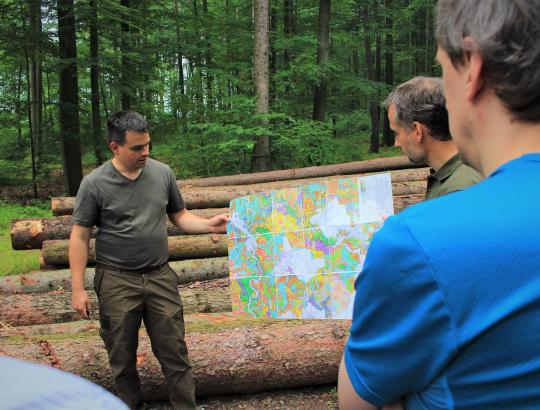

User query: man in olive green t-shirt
[385,76,482,200]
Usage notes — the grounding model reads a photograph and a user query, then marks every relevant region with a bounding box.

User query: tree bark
[250,0,272,172]
[179,156,424,187]
[0,279,231,326]
[57,0,83,196]
[120,0,132,110]
[0,315,348,398]
[51,175,428,215]
[312,0,331,122]
[382,0,394,146]
[0,257,229,294]
[11,208,229,250]
[173,0,185,120]
[29,0,43,172]
[89,0,104,166]
[41,235,228,267]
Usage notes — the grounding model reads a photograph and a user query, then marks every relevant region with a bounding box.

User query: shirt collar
[429,154,461,182]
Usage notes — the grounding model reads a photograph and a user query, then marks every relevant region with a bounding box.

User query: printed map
[227,173,393,319]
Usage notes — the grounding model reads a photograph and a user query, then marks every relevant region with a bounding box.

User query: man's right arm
[69,224,92,319]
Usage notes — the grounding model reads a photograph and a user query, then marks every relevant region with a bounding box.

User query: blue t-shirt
[344,154,540,409]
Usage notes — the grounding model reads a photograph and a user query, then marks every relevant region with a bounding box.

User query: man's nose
[394,136,400,147]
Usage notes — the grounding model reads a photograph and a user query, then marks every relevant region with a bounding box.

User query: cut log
[0,279,231,326]
[41,234,228,267]
[0,257,229,294]
[0,313,239,338]
[179,155,423,187]
[15,191,424,251]
[0,314,349,398]
[52,180,426,215]
[11,208,229,250]
[40,192,423,267]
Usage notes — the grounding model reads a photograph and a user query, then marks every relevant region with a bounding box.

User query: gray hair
[384,76,450,141]
[436,0,540,122]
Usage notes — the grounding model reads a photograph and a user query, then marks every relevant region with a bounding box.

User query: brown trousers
[94,263,196,410]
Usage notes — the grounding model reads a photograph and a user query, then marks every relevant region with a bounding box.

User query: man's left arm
[168,208,229,234]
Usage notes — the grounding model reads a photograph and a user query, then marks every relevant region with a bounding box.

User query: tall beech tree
[250,0,271,172]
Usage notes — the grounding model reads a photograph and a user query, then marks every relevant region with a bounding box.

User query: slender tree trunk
[312,0,331,122]
[19,0,38,198]
[100,79,110,119]
[120,0,132,110]
[202,0,213,113]
[362,3,380,153]
[89,0,103,165]
[283,0,293,65]
[29,0,43,172]
[16,66,24,146]
[382,0,394,146]
[192,0,204,119]
[250,0,271,172]
[174,0,185,120]
[57,0,83,196]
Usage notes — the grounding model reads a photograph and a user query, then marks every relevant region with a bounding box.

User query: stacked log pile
[2,156,428,399]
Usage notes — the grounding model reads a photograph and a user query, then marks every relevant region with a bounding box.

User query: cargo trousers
[94,263,196,410]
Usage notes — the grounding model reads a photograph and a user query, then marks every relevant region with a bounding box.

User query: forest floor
[147,385,338,409]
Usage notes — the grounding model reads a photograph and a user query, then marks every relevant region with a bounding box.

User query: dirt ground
[147,385,338,409]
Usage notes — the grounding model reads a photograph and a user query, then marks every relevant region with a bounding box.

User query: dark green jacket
[425,154,483,200]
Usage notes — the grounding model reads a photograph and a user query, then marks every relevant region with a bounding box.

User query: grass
[0,201,51,277]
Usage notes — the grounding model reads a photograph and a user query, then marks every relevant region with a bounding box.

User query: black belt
[97,263,168,275]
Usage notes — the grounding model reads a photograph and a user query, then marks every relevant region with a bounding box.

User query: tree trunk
[250,0,271,172]
[21,2,39,198]
[382,0,394,146]
[361,3,381,154]
[0,315,348,398]
[89,0,104,166]
[174,0,185,120]
[202,0,213,112]
[41,235,229,267]
[283,0,293,65]
[0,257,229,294]
[312,0,331,122]
[29,0,43,172]
[51,174,428,215]
[0,279,231,327]
[179,156,425,187]
[11,208,229,250]
[57,0,83,196]
[120,0,132,109]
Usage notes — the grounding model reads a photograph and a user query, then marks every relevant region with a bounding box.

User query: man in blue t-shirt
[339,1,540,409]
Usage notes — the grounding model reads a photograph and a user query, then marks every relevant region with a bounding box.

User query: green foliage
[0,201,50,276]
[0,0,437,187]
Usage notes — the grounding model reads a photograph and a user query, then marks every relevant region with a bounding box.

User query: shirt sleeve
[344,216,457,406]
[72,177,99,228]
[166,167,185,213]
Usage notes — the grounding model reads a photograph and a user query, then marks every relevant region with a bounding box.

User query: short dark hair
[384,76,450,141]
[107,111,149,145]
[436,0,540,122]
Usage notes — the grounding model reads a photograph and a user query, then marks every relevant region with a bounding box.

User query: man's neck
[426,141,459,171]
[479,121,540,176]
[471,95,540,176]
[111,157,142,180]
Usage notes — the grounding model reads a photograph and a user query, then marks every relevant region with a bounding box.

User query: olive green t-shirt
[72,158,185,269]
[425,154,483,200]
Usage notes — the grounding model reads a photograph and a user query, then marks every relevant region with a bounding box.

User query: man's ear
[411,121,425,144]
[463,37,484,102]
[109,141,119,155]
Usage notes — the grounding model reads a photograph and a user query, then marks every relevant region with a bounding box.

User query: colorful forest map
[227,173,394,319]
